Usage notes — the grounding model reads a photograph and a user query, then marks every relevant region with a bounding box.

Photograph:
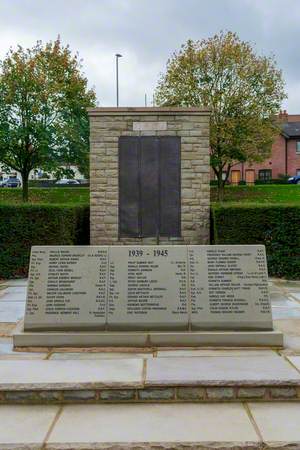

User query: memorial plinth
[14,245,283,348]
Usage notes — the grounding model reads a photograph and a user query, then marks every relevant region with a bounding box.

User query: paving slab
[4,279,28,287]
[50,351,152,360]
[0,292,26,302]
[0,359,144,390]
[1,286,27,294]
[47,403,259,446]
[156,349,276,358]
[283,335,300,352]
[274,319,300,336]
[270,291,293,299]
[0,337,47,360]
[249,402,300,442]
[281,280,300,287]
[286,355,300,371]
[145,355,300,386]
[0,302,25,322]
[274,318,300,352]
[272,306,300,320]
[287,283,300,293]
[270,296,299,307]
[0,404,58,448]
[0,323,18,337]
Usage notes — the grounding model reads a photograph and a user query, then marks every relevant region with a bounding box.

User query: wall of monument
[88,107,210,245]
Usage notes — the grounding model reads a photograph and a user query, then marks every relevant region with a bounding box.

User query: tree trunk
[217,171,225,202]
[21,172,29,202]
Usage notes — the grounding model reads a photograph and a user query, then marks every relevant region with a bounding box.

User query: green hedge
[28,180,89,187]
[254,178,289,185]
[0,204,89,279]
[2,202,299,280]
[212,205,300,279]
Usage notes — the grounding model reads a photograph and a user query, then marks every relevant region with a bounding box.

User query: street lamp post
[115,53,122,107]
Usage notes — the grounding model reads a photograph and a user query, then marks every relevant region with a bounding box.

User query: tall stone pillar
[88,107,210,245]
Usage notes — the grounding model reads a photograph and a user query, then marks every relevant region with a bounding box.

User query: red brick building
[212,111,300,184]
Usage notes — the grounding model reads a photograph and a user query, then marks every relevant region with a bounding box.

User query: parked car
[55,179,81,185]
[78,178,89,185]
[288,175,300,184]
[0,177,21,187]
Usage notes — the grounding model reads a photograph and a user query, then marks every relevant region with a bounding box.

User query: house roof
[282,121,300,138]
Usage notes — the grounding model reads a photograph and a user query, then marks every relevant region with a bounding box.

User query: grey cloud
[0,0,299,110]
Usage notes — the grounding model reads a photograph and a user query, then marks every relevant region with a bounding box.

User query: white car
[55,179,81,185]
[0,177,21,187]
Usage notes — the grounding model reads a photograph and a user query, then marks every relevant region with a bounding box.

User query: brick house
[212,111,300,184]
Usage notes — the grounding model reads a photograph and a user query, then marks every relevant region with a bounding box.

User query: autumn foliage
[0,38,96,201]
[155,32,286,200]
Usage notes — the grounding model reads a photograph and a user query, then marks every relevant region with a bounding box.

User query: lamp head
[115,53,122,58]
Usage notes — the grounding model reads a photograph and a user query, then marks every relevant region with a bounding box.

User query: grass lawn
[0,187,89,204]
[1,184,299,206]
[211,184,300,205]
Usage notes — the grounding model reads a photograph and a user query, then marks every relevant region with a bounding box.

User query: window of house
[258,169,272,181]
[296,142,300,154]
[296,169,300,176]
[119,136,181,238]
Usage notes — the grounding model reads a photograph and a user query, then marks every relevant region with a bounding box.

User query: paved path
[0,278,300,448]
[2,401,300,448]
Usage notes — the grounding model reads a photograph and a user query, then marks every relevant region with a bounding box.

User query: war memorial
[13,108,283,348]
[5,108,300,450]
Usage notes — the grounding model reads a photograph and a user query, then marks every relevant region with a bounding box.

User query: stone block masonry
[1,385,300,405]
[88,107,210,245]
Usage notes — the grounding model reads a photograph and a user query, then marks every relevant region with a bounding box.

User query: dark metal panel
[140,137,160,237]
[119,136,140,237]
[159,136,181,237]
[119,135,181,239]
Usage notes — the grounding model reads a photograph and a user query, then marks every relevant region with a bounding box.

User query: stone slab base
[1,385,300,405]
[0,444,263,450]
[13,330,284,348]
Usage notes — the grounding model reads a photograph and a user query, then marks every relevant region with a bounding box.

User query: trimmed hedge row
[212,205,300,279]
[28,180,89,187]
[210,178,289,186]
[2,203,299,280]
[0,204,89,279]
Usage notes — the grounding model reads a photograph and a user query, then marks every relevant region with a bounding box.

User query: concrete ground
[0,278,300,449]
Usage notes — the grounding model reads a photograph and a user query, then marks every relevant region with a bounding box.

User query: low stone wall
[1,385,300,404]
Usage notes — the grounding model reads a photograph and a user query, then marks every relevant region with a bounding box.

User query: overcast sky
[0,0,299,111]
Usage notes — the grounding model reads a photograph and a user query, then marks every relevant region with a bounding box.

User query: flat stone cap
[87,106,210,117]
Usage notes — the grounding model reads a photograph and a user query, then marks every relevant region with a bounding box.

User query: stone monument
[88,107,210,246]
[13,107,282,348]
[14,244,282,347]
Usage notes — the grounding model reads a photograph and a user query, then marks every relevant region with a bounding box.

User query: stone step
[14,329,284,348]
[0,354,299,404]
[2,402,300,449]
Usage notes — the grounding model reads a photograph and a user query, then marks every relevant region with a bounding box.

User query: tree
[0,38,96,201]
[155,32,286,200]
